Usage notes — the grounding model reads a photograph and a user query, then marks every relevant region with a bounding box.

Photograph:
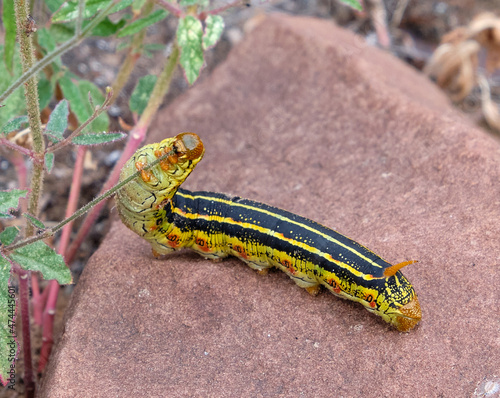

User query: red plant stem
[10,151,28,190]
[155,0,182,17]
[199,0,247,20]
[37,146,86,373]
[14,267,35,398]
[0,137,35,157]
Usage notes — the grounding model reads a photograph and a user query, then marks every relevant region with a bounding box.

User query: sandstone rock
[40,14,500,397]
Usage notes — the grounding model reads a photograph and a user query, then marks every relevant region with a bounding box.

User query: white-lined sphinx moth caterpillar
[116,133,421,332]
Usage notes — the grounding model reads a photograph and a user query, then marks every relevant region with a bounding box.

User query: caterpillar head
[382,260,422,332]
[117,133,204,223]
[390,295,422,332]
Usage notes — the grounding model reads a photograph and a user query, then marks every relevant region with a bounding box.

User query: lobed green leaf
[130,75,157,115]
[52,0,133,23]
[0,190,28,219]
[179,0,209,6]
[203,15,224,50]
[0,227,19,246]
[177,16,204,85]
[1,116,29,136]
[10,241,72,284]
[45,100,69,142]
[117,9,168,38]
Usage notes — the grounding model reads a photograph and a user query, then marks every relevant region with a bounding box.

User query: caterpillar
[116,132,421,332]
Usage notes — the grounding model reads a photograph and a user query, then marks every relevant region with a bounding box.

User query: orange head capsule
[174,132,204,161]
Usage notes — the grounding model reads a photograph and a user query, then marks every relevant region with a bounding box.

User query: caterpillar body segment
[116,134,422,332]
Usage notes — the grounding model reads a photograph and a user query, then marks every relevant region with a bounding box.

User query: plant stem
[0,0,120,104]
[37,146,86,372]
[15,268,35,398]
[155,0,182,17]
[5,148,175,254]
[110,0,155,105]
[137,43,179,129]
[65,44,180,263]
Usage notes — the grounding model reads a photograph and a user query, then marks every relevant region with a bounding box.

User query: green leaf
[45,153,55,173]
[59,74,88,123]
[52,0,133,23]
[203,15,224,50]
[133,0,147,11]
[337,0,362,11]
[45,0,66,13]
[2,1,16,75]
[0,190,28,219]
[0,227,19,246]
[177,16,204,85]
[10,241,72,284]
[179,0,209,6]
[72,132,126,145]
[23,214,46,230]
[129,75,157,115]
[45,100,69,142]
[37,27,58,55]
[117,9,168,38]
[78,81,109,133]
[59,73,109,133]
[88,16,128,36]
[38,77,54,111]
[0,259,16,387]
[1,116,29,136]
[47,23,75,44]
[0,47,26,126]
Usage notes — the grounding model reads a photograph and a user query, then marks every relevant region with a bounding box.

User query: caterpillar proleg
[116,133,421,332]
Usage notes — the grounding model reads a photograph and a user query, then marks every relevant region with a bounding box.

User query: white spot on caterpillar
[138,288,150,298]
[474,376,500,397]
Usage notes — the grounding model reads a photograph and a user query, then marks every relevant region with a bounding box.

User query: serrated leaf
[46,0,66,13]
[0,190,28,219]
[48,23,75,44]
[72,132,126,145]
[59,74,109,133]
[37,27,58,55]
[117,9,168,38]
[129,75,157,115]
[38,77,54,111]
[2,1,16,75]
[45,100,69,142]
[10,241,72,284]
[203,15,224,50]
[59,74,88,122]
[52,0,133,23]
[179,0,208,6]
[338,0,362,11]
[0,227,19,246]
[88,16,128,36]
[23,214,46,230]
[177,16,204,85]
[0,258,16,387]
[45,153,55,173]
[0,48,26,126]
[133,0,147,11]
[1,116,29,136]
[78,81,109,133]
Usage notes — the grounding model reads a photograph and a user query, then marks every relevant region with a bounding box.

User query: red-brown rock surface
[40,14,500,397]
